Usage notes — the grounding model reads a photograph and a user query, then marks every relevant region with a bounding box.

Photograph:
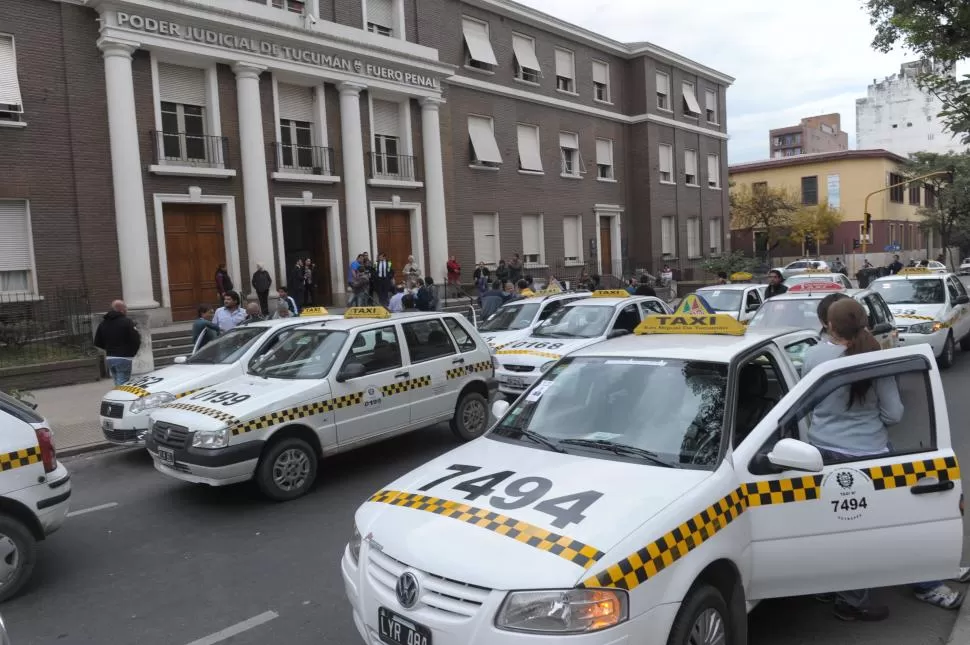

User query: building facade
[729,150,936,261]
[769,113,848,158]
[0,0,732,322]
[856,60,967,158]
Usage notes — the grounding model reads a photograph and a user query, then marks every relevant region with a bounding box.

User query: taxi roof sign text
[591,290,629,298]
[344,306,391,319]
[634,294,747,336]
[787,281,844,293]
[898,267,933,275]
[533,287,563,297]
[299,306,329,317]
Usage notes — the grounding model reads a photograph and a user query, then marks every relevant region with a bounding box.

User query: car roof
[697,284,753,292]
[786,272,843,279]
[768,288,875,302]
[874,272,953,281]
[500,291,589,306]
[563,295,663,308]
[570,327,801,363]
[297,311,457,331]
[246,315,343,329]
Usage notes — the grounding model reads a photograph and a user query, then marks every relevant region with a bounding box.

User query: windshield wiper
[500,428,568,453]
[559,438,675,467]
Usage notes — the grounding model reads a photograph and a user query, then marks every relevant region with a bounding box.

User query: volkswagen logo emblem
[395,571,419,609]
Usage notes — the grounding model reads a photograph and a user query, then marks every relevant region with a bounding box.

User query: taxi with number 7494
[342,295,962,645]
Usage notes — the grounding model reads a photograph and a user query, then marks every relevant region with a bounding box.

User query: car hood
[355,438,709,590]
[888,304,947,323]
[101,364,234,402]
[479,329,532,351]
[493,337,599,365]
[148,375,328,431]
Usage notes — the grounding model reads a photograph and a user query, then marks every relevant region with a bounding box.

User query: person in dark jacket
[215,264,233,302]
[764,270,788,299]
[252,263,273,316]
[192,305,220,350]
[480,280,506,320]
[94,300,142,385]
[416,277,437,311]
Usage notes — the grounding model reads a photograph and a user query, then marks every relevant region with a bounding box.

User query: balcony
[148,131,235,178]
[367,152,423,188]
[271,143,340,184]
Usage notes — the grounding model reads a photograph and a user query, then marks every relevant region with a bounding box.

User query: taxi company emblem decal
[395,572,419,608]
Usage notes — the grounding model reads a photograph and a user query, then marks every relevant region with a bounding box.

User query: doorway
[163,204,226,321]
[281,206,332,306]
[375,210,413,275]
[599,217,613,276]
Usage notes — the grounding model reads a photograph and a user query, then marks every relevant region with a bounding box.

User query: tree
[699,250,755,279]
[730,184,799,262]
[907,151,970,267]
[789,204,844,256]
[865,0,970,142]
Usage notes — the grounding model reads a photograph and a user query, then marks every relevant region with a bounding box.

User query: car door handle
[395,371,410,379]
[911,480,955,495]
[452,358,465,364]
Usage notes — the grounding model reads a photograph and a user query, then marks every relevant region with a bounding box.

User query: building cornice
[729,149,909,174]
[463,0,734,85]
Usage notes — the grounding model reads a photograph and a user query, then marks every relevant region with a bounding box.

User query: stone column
[232,63,277,294]
[421,97,449,285]
[339,82,370,272]
[97,38,158,310]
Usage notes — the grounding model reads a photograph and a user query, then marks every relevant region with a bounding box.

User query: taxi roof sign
[730,271,753,281]
[533,287,563,297]
[802,269,830,274]
[633,294,746,336]
[300,306,330,317]
[591,289,629,298]
[787,281,844,293]
[344,306,391,319]
[898,267,932,275]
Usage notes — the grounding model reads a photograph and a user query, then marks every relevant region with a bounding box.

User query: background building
[856,60,966,157]
[729,150,937,266]
[769,113,848,158]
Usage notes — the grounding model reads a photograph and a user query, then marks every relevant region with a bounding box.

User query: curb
[947,597,970,644]
[60,441,116,458]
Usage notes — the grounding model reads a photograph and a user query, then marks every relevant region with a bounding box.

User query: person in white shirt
[388,284,406,313]
[213,291,247,332]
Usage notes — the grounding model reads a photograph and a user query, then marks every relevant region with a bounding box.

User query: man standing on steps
[94,300,142,386]
[251,263,272,316]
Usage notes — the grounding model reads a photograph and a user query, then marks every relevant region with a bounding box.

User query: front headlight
[907,321,943,334]
[540,361,556,372]
[496,588,628,634]
[191,426,230,449]
[130,392,176,414]
[349,525,362,565]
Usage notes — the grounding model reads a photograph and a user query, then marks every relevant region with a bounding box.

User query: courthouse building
[0,0,732,322]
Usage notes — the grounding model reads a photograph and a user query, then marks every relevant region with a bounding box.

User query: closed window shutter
[710,219,722,252]
[705,89,717,113]
[0,201,31,271]
[687,219,700,258]
[685,150,697,176]
[659,145,672,173]
[158,63,206,106]
[278,83,314,122]
[563,216,581,259]
[555,49,573,78]
[517,124,543,171]
[661,216,675,255]
[0,36,24,111]
[373,99,400,136]
[559,131,578,149]
[656,72,669,95]
[592,60,608,85]
[707,154,720,186]
[596,139,612,165]
[367,0,394,29]
[473,213,497,264]
[522,215,540,255]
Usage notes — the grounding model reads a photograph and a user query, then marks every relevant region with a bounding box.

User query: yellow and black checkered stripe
[369,489,605,569]
[495,349,563,360]
[175,388,203,399]
[114,385,149,397]
[0,446,41,472]
[866,456,959,490]
[380,375,432,397]
[446,360,493,380]
[740,475,822,506]
[895,314,937,322]
[162,402,239,425]
[230,392,364,436]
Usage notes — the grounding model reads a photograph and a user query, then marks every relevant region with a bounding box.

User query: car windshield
[697,289,742,312]
[186,326,267,365]
[532,305,613,339]
[875,279,945,305]
[489,357,728,468]
[479,303,540,331]
[248,329,347,379]
[748,299,821,330]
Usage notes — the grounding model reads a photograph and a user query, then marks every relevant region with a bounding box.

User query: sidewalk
[30,379,114,455]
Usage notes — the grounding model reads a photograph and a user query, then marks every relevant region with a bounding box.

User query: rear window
[0,391,43,424]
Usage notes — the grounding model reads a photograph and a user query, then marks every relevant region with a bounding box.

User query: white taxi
[492,290,672,397]
[478,290,590,352]
[872,268,970,368]
[342,295,962,645]
[694,284,764,322]
[98,312,333,445]
[783,271,852,290]
[145,308,496,501]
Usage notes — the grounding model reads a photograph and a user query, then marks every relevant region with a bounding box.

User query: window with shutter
[158,63,206,107]
[468,115,502,166]
[684,150,698,185]
[659,144,673,183]
[517,124,543,172]
[559,131,582,176]
[596,138,613,180]
[462,17,497,69]
[0,36,24,121]
[372,99,403,178]
[592,60,610,102]
[563,216,582,262]
[512,34,541,83]
[656,71,670,110]
[473,213,499,265]
[0,200,33,293]
[661,216,675,256]
[682,81,702,115]
[687,218,701,258]
[554,48,575,93]
[521,214,543,264]
[709,219,722,254]
[707,154,720,188]
[157,63,210,164]
[704,89,718,123]
[367,0,395,35]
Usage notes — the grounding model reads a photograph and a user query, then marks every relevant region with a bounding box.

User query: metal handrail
[150,130,228,167]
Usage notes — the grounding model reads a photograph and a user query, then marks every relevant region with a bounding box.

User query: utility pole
[862,170,951,258]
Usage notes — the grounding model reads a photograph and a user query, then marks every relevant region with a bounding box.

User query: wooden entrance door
[599,217,613,276]
[164,205,226,321]
[375,210,412,277]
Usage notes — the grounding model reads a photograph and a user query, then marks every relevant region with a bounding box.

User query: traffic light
[853,238,860,250]
[863,212,872,233]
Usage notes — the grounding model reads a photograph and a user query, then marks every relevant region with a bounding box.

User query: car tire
[0,515,36,603]
[255,437,318,502]
[961,334,970,352]
[667,584,731,645]
[939,333,956,369]
[450,392,489,442]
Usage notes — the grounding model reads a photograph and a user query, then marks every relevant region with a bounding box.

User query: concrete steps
[152,327,194,368]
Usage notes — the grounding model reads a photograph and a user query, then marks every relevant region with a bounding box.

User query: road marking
[66,502,119,517]
[184,611,279,645]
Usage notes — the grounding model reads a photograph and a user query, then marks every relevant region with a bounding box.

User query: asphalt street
[5,349,970,644]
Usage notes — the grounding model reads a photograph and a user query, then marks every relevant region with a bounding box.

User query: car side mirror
[766,438,824,473]
[491,399,510,419]
[607,329,631,339]
[173,356,188,365]
[871,322,893,335]
[336,362,367,383]
[956,295,970,305]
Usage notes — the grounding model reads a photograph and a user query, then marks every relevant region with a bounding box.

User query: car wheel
[256,437,318,502]
[961,334,970,352]
[450,392,489,442]
[939,333,956,369]
[0,516,36,603]
[667,584,730,645]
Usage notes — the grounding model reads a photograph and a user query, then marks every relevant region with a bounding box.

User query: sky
[517,0,955,164]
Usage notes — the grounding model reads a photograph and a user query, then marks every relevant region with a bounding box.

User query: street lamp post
[861,170,951,259]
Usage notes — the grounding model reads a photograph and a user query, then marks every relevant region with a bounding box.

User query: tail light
[35,427,57,474]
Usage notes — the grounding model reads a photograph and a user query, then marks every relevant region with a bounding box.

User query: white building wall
[856,60,967,157]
